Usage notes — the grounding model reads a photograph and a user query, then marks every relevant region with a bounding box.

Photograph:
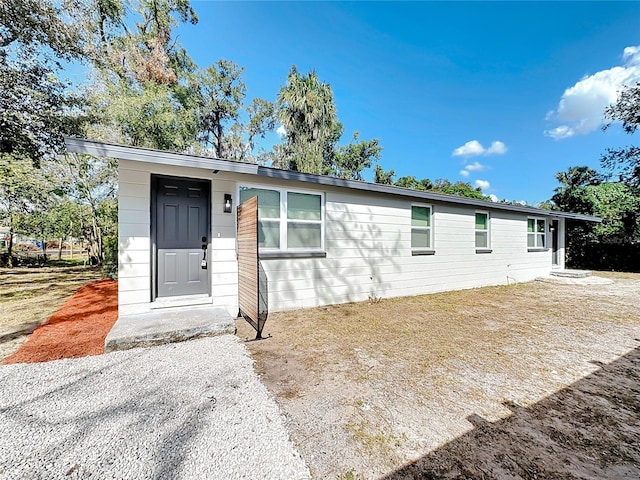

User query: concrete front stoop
[105,306,236,353]
[550,269,592,278]
[537,269,614,285]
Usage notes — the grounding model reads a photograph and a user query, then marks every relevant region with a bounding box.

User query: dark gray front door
[154,176,210,298]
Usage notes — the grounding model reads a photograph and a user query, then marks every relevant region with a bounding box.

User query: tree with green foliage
[84,0,201,149]
[394,175,422,190]
[59,153,118,265]
[0,0,84,58]
[375,171,488,200]
[44,199,87,259]
[1,0,86,164]
[275,66,343,173]
[553,178,640,241]
[586,182,640,239]
[549,165,640,271]
[0,156,62,265]
[275,66,383,179]
[0,0,101,266]
[194,60,275,161]
[550,166,601,215]
[195,60,246,158]
[602,82,640,187]
[373,165,395,185]
[242,98,277,162]
[555,166,600,190]
[330,132,382,180]
[432,179,488,200]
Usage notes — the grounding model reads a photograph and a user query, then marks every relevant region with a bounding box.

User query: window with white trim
[527,218,546,249]
[239,186,323,251]
[475,212,490,249]
[286,192,322,248]
[411,205,432,250]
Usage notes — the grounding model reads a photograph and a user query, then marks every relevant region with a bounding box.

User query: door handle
[201,245,207,269]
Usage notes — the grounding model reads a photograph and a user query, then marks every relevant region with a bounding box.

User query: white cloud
[452,140,508,157]
[545,45,640,140]
[475,179,490,190]
[276,124,287,138]
[489,194,499,202]
[459,161,486,178]
[486,141,506,155]
[465,161,485,172]
[453,140,485,157]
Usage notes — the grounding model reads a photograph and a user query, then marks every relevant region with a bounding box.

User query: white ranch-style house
[65,138,600,321]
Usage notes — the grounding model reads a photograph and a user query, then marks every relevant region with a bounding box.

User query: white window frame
[411,204,433,253]
[527,217,547,250]
[475,211,491,251]
[238,184,325,252]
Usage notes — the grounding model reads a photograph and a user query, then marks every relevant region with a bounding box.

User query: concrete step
[550,269,592,278]
[105,306,236,352]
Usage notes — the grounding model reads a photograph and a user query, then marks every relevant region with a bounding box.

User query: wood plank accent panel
[237,196,268,338]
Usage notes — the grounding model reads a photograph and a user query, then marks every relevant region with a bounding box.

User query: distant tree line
[372,165,489,200]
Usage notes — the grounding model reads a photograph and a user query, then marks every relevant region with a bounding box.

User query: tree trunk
[41,238,48,264]
[7,224,14,268]
[58,237,63,260]
[90,213,103,266]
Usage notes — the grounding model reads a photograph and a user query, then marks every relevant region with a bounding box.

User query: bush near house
[567,239,640,273]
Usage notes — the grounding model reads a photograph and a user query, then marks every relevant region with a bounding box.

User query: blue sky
[171,2,637,204]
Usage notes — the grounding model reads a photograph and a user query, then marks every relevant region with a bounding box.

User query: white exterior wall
[118,160,557,316]
[118,163,151,313]
[261,190,554,311]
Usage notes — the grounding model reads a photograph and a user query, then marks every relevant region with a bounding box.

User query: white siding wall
[118,160,555,316]
[210,178,239,315]
[118,164,151,312]
[261,191,553,311]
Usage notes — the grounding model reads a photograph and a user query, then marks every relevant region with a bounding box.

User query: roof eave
[64,137,259,175]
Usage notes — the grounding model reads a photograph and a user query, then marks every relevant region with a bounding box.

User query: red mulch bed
[3,279,118,365]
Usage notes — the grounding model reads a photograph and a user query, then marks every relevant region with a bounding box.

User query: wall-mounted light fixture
[224,193,232,213]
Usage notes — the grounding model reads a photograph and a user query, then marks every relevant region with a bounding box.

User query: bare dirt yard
[0,266,104,362]
[236,272,640,479]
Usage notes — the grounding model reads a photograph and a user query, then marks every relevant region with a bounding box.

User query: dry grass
[237,272,640,479]
[0,266,102,360]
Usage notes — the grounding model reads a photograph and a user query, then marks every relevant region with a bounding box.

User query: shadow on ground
[383,343,640,479]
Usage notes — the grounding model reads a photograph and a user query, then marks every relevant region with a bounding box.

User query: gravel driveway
[0,335,310,480]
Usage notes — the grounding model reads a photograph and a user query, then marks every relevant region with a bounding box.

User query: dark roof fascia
[64,137,259,175]
[63,137,601,223]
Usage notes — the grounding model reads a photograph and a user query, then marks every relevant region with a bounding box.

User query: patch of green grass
[346,421,407,453]
[46,258,87,267]
[0,265,103,334]
[337,469,364,480]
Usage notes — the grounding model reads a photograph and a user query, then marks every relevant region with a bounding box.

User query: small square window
[527,217,546,249]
